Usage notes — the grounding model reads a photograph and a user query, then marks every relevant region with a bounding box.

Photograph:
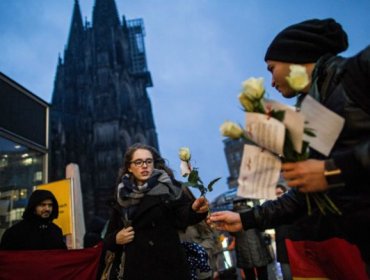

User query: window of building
[0,136,45,233]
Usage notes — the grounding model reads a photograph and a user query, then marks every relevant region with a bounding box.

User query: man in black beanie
[0,189,67,250]
[210,18,370,277]
[265,18,348,64]
[264,18,349,98]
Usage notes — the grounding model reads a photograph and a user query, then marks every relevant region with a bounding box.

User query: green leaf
[323,194,342,215]
[200,187,207,196]
[282,130,310,162]
[254,100,266,114]
[188,184,206,196]
[198,177,204,185]
[188,169,199,185]
[270,110,285,122]
[304,127,316,137]
[182,182,194,188]
[282,129,298,162]
[312,193,326,215]
[207,177,222,192]
[305,194,312,216]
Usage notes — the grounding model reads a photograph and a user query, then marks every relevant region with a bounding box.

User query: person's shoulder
[50,222,62,229]
[3,220,25,233]
[50,222,64,233]
[343,45,370,67]
[341,45,370,113]
[352,45,370,66]
[0,221,24,246]
[356,45,370,57]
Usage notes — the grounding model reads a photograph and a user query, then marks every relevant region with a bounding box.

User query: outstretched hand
[192,196,209,213]
[207,211,243,232]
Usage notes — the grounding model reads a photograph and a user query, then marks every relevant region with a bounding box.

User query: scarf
[116,169,182,209]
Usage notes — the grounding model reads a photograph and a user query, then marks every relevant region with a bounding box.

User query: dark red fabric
[0,242,102,280]
[286,238,368,280]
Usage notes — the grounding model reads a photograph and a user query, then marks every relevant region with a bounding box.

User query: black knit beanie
[264,18,349,63]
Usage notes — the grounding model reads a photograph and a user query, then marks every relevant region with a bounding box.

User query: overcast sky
[1,0,370,201]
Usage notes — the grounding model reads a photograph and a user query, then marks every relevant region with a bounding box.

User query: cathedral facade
[50,0,158,225]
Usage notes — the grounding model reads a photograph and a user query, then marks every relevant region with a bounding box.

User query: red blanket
[0,243,102,280]
[286,238,368,280]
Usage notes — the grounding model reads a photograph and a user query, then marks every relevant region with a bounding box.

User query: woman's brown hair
[116,143,174,184]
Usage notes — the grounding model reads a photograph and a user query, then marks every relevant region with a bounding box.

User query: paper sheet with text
[245,112,285,156]
[300,95,345,156]
[237,144,281,200]
[263,99,305,153]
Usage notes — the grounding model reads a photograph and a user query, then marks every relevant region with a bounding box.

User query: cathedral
[50,0,159,226]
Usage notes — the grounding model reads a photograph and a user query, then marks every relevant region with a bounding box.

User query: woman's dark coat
[104,172,207,280]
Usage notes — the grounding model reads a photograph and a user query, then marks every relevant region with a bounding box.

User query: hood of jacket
[22,189,59,221]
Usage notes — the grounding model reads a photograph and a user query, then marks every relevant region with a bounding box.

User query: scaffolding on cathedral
[127,19,152,87]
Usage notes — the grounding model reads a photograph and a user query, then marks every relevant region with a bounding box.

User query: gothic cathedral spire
[67,0,84,52]
[92,0,120,29]
[50,0,159,225]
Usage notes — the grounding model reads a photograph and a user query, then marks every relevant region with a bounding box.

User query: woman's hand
[192,196,209,213]
[115,226,135,245]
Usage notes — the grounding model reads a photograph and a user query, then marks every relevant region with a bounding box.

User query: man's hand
[207,211,243,232]
[282,159,328,193]
[116,226,135,245]
[192,196,209,213]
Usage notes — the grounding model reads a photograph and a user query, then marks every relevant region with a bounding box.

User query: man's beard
[40,212,51,218]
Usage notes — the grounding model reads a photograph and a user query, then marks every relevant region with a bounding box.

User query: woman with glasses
[102,143,209,280]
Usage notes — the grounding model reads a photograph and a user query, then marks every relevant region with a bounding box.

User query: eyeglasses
[130,158,154,167]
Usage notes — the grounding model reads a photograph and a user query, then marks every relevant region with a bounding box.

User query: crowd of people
[1,16,369,280]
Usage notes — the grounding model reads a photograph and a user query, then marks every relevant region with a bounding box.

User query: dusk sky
[1,0,370,201]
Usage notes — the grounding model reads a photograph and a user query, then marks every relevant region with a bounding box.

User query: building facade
[50,0,158,225]
[210,138,244,211]
[0,72,49,238]
[223,138,245,189]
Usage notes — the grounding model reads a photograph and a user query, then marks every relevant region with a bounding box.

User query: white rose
[241,77,265,101]
[220,121,244,139]
[180,160,192,177]
[178,147,191,161]
[238,93,254,112]
[286,65,310,91]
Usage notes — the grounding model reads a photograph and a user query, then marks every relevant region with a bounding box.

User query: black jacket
[233,204,272,269]
[0,190,66,250]
[240,46,370,262]
[0,216,66,250]
[104,171,207,280]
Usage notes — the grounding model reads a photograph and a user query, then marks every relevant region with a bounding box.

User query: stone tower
[50,0,158,225]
